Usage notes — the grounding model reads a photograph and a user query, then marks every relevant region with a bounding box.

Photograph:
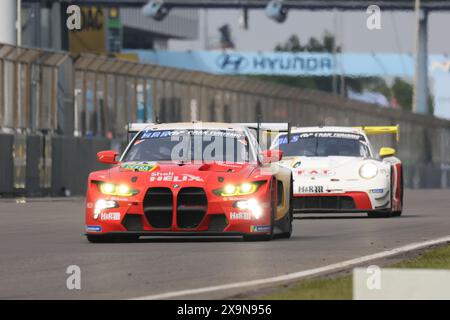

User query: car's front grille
[122,214,143,231]
[143,187,173,228]
[176,187,208,229]
[294,196,356,210]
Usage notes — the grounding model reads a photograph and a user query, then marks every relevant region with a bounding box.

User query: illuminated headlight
[359,162,379,179]
[117,184,131,195]
[239,183,253,194]
[98,182,138,196]
[235,199,263,219]
[223,184,237,195]
[216,182,261,197]
[101,183,115,194]
[93,199,118,218]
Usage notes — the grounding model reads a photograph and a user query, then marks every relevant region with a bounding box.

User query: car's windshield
[122,129,251,163]
[273,132,370,157]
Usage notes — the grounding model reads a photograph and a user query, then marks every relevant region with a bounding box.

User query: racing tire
[278,176,294,239]
[392,168,404,217]
[243,179,276,242]
[367,168,400,219]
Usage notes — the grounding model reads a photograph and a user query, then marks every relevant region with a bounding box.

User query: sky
[168,9,450,119]
[169,9,450,55]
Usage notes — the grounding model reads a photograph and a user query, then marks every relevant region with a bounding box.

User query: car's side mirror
[261,149,283,164]
[379,147,396,158]
[97,150,119,164]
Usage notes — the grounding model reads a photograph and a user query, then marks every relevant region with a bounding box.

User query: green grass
[258,244,450,300]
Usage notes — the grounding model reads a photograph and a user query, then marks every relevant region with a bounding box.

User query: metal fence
[1,43,450,195]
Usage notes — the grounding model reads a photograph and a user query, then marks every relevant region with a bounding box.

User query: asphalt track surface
[0,189,449,299]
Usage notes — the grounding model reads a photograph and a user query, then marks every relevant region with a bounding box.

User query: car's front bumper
[85,231,246,237]
[85,183,274,236]
[292,190,390,213]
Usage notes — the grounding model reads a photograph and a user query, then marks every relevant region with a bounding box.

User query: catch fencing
[1,43,449,195]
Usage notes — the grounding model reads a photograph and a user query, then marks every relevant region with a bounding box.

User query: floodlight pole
[413,0,429,114]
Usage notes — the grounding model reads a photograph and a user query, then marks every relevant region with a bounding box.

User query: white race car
[271,126,403,218]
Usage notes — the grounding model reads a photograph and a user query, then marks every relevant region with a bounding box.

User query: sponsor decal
[141,130,176,139]
[141,129,245,139]
[150,171,204,182]
[100,212,121,221]
[86,225,102,232]
[121,161,158,172]
[298,185,324,193]
[297,169,335,177]
[370,188,384,194]
[230,212,252,220]
[278,132,364,144]
[250,225,271,233]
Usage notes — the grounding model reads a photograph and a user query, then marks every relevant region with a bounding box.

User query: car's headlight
[93,199,118,218]
[98,182,138,196]
[214,182,264,197]
[359,162,379,179]
[235,199,263,219]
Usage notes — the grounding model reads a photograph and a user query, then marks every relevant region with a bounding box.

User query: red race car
[85,122,293,242]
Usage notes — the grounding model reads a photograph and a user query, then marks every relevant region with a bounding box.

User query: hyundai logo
[216,53,249,72]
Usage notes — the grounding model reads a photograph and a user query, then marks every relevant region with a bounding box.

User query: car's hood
[105,161,257,185]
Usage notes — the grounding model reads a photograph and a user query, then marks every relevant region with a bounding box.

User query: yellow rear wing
[354,125,399,141]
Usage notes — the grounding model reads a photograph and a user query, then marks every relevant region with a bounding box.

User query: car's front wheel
[278,176,294,239]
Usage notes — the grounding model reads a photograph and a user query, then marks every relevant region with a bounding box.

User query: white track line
[131,235,450,300]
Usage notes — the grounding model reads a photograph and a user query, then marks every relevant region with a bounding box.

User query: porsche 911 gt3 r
[85,122,293,242]
[271,126,403,218]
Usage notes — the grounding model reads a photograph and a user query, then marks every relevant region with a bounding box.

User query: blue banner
[125,50,450,78]
[123,50,450,119]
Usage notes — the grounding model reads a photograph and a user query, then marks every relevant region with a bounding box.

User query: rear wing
[237,123,290,132]
[354,125,400,142]
[236,122,291,150]
[127,123,156,142]
[128,123,155,134]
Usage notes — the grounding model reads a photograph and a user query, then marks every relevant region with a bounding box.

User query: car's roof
[137,122,248,131]
[289,126,365,135]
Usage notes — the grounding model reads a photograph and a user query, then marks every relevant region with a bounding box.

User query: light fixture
[235,199,263,219]
[98,182,138,197]
[142,0,170,21]
[265,0,288,23]
[359,162,379,179]
[216,182,260,197]
[93,199,118,218]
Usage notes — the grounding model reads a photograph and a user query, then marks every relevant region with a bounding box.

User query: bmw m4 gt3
[85,122,293,242]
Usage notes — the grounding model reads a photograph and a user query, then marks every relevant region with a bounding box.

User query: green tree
[258,33,434,113]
